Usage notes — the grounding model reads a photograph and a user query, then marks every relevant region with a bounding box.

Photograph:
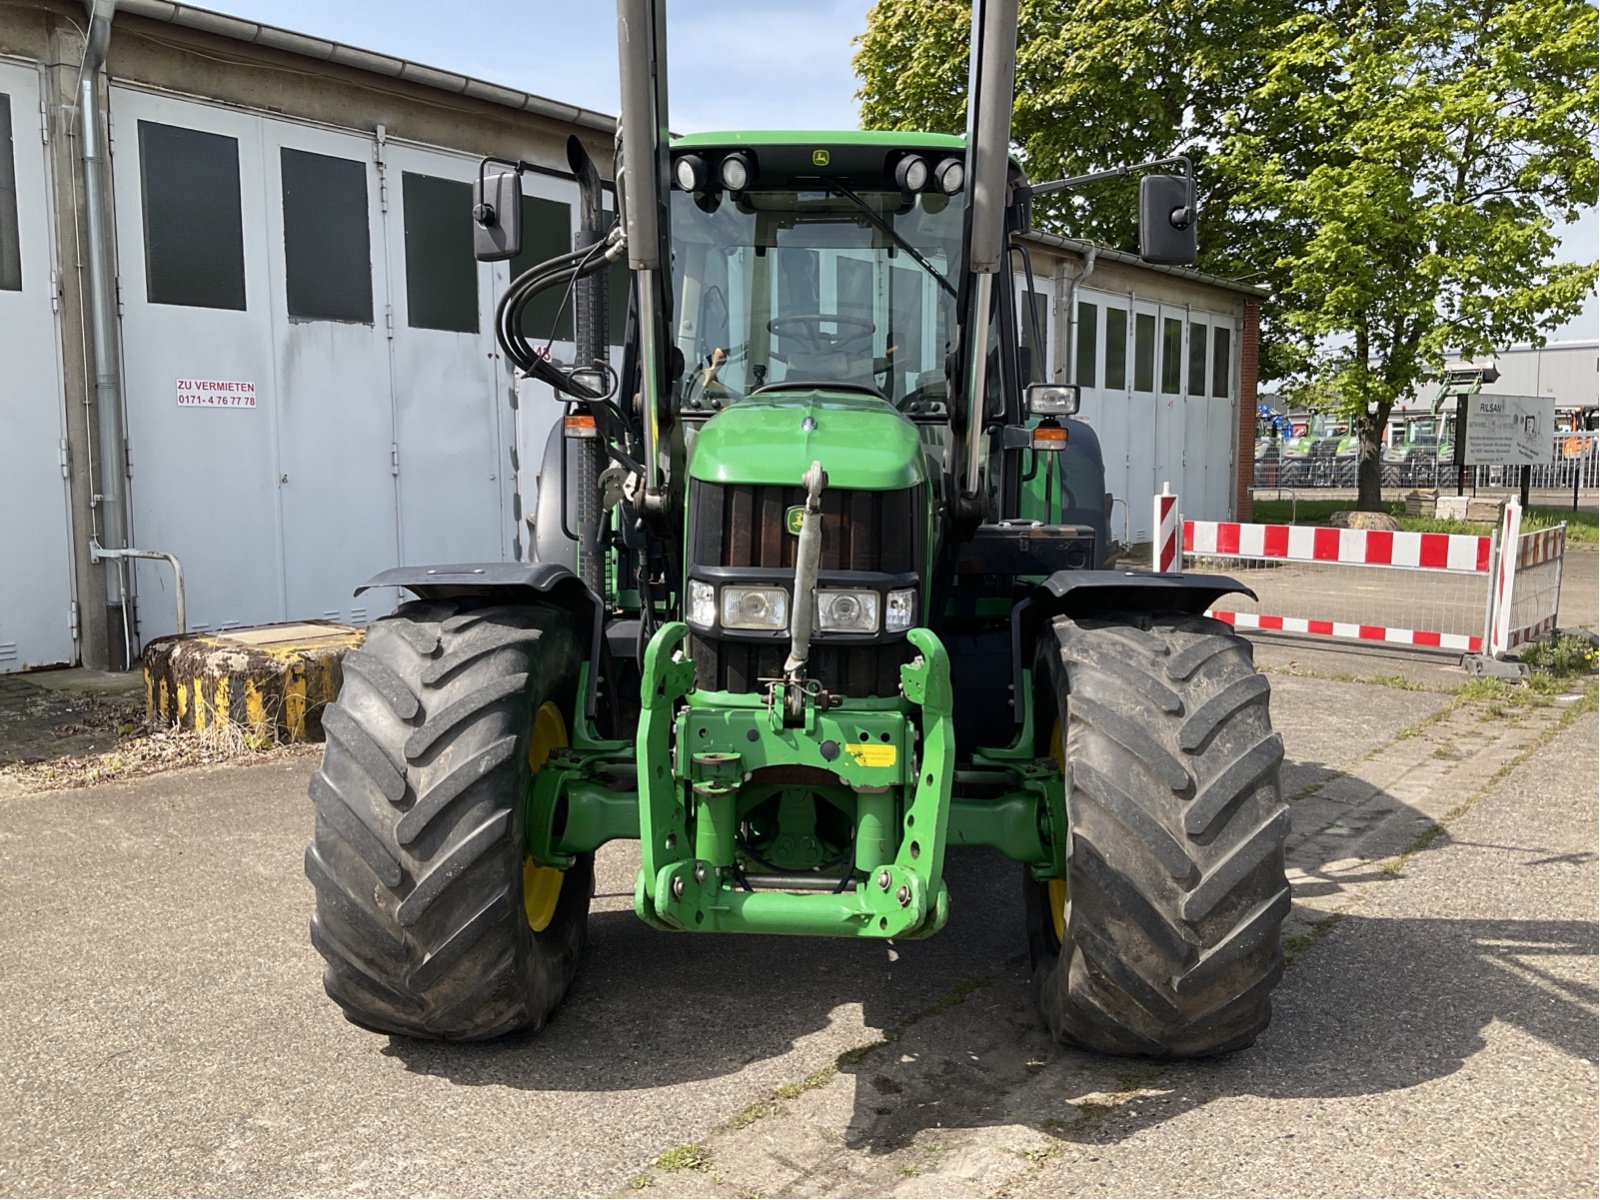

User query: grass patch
[1257,663,1453,694]
[1251,499,1597,543]
[1518,632,1600,680]
[656,1143,711,1172]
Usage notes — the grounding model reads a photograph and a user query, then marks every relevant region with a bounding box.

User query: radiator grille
[687,480,924,697]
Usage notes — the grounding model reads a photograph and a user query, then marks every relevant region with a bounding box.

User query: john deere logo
[785,506,805,535]
[812,149,830,167]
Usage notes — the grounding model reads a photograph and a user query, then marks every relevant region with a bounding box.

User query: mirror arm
[473,156,540,228]
[1027,154,1192,205]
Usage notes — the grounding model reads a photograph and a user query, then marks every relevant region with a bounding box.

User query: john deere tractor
[305,0,1289,1059]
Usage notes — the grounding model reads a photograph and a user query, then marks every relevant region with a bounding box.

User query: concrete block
[143,622,364,744]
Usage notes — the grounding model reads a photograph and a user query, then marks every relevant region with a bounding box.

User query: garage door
[0,60,76,671]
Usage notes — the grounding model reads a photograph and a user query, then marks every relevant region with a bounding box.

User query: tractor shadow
[383,762,1597,1162]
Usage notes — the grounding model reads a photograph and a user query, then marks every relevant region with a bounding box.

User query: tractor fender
[356,562,607,719]
[1031,569,1254,617]
[1006,570,1257,726]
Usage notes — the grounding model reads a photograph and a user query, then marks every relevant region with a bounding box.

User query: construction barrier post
[1153,483,1181,575]
[1488,501,1523,658]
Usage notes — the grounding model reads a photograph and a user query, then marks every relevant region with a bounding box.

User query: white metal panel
[259,121,396,622]
[0,62,76,670]
[1207,315,1239,520]
[1181,312,1213,517]
[384,141,559,569]
[109,86,284,636]
[1153,307,1185,507]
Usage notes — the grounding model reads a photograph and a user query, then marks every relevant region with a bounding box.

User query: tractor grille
[687,480,925,697]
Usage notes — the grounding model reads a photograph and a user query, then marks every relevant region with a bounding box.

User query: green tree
[1216,0,1597,508]
[855,0,1598,510]
[855,0,1294,260]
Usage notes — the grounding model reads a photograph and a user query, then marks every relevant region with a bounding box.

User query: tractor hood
[687,390,929,491]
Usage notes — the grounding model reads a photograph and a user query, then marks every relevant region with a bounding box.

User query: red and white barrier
[1490,508,1567,655]
[1208,611,1483,653]
[1174,494,1563,659]
[1153,483,1181,574]
[1184,521,1492,573]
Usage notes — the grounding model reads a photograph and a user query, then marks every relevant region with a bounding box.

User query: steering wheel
[768,313,875,354]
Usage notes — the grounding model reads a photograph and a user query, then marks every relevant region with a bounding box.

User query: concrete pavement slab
[0,664,1589,1198]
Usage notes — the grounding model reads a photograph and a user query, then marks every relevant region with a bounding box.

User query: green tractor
[304,0,1289,1059]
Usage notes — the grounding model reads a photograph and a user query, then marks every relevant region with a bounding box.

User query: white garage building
[0,0,1262,672]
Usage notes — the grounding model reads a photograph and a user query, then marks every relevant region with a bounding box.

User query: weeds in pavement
[656,1143,711,1172]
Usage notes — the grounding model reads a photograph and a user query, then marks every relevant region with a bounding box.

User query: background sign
[177,377,256,408]
[1462,394,1554,465]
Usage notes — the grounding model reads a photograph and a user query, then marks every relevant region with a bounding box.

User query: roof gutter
[114,0,617,132]
[1020,228,1270,301]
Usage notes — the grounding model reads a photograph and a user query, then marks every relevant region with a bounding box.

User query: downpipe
[79,0,138,665]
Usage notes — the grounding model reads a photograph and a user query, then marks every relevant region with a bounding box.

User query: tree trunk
[1355,403,1392,512]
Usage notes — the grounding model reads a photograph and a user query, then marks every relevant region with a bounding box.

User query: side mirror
[1138,174,1196,266]
[1026,382,1080,417]
[472,163,523,262]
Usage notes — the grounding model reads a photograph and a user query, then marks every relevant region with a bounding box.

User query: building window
[1075,301,1097,387]
[0,94,20,291]
[1161,317,1182,394]
[1104,306,1127,391]
[402,172,477,333]
[1213,327,1232,398]
[281,148,373,324]
[1187,322,1208,396]
[509,194,576,343]
[139,120,246,310]
[1134,312,1156,392]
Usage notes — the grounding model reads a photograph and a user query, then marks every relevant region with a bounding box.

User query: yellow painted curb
[143,622,366,744]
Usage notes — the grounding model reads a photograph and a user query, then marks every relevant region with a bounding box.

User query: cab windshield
[669,187,962,413]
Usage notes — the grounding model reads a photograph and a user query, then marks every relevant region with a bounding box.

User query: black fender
[1032,569,1255,616]
[356,562,608,721]
[1008,570,1257,725]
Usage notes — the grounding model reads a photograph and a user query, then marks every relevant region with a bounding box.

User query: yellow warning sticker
[845,742,897,768]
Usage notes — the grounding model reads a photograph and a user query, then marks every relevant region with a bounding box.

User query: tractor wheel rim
[1047,718,1068,945]
[523,700,569,933]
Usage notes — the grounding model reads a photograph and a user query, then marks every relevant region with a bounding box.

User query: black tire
[305,598,591,1040]
[1026,611,1289,1058]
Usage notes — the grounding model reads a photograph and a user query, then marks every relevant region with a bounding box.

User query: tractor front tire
[305,598,592,1040]
[1028,612,1289,1058]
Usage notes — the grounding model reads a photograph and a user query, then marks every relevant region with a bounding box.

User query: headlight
[673,154,708,192]
[816,589,880,633]
[688,579,716,629]
[719,152,754,192]
[894,154,929,192]
[934,156,965,194]
[721,585,788,630]
[885,588,915,632]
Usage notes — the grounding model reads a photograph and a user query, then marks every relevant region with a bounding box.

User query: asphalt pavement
[0,650,1593,1198]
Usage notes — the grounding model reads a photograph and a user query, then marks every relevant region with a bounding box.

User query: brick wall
[1236,300,1261,522]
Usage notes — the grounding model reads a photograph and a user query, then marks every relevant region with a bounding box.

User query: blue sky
[196,0,876,133]
[197,1,1595,342]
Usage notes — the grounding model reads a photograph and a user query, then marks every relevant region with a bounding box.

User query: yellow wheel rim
[522,701,569,933]
[1047,718,1068,944]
